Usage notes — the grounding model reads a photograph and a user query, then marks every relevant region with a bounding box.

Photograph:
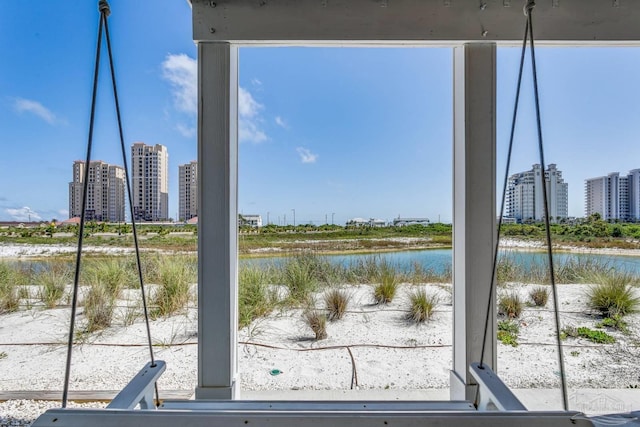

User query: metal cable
[62,10,104,410]
[478,10,529,372]
[63,0,159,407]
[526,2,569,410]
[101,2,159,405]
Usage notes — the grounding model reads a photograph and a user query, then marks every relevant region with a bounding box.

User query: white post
[196,42,239,400]
[451,43,497,401]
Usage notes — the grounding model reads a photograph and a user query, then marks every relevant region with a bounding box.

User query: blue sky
[2,2,640,224]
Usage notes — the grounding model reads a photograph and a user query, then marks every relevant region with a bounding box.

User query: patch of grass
[84,259,133,299]
[562,325,616,344]
[498,291,523,318]
[577,326,616,344]
[529,286,549,307]
[239,265,278,328]
[303,309,328,340]
[83,283,116,332]
[282,254,319,303]
[373,264,399,304]
[324,288,349,321]
[0,263,19,313]
[36,263,71,308]
[497,319,520,347]
[150,256,194,318]
[407,288,439,323]
[585,271,640,318]
[595,314,629,333]
[0,351,7,360]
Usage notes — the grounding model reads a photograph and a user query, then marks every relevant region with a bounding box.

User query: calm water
[243,249,640,275]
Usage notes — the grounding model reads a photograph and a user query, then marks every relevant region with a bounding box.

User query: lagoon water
[244,248,640,275]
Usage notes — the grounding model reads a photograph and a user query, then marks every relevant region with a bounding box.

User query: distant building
[68,160,125,222]
[240,214,262,227]
[506,164,568,223]
[346,217,387,227]
[179,161,198,221]
[131,142,169,221]
[392,217,429,227]
[585,169,640,221]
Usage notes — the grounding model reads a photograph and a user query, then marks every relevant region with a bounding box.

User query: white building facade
[506,164,568,223]
[585,169,640,221]
[69,160,125,222]
[179,161,198,221]
[131,142,169,221]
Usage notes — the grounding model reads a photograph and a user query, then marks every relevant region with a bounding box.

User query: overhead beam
[192,0,640,44]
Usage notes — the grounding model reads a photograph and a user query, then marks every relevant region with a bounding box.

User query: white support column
[196,42,239,400]
[450,43,497,401]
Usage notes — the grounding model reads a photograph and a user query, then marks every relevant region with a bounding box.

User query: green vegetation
[373,263,399,304]
[0,351,7,360]
[36,262,71,309]
[238,265,278,328]
[324,288,349,321]
[497,319,519,347]
[561,326,616,344]
[150,256,195,318]
[498,292,523,318]
[84,282,116,332]
[584,271,640,318]
[529,286,549,307]
[407,288,439,323]
[595,314,629,332]
[0,263,19,313]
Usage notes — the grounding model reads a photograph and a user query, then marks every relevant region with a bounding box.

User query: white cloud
[251,78,262,86]
[13,98,57,124]
[161,53,197,114]
[239,87,268,143]
[275,116,289,129]
[160,55,268,143]
[296,147,318,164]
[239,87,262,118]
[58,209,69,218]
[6,206,42,222]
[176,123,196,138]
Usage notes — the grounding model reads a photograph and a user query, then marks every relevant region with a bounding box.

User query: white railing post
[451,43,497,401]
[196,41,239,400]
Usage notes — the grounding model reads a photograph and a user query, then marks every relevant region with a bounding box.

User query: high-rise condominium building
[505,164,569,223]
[585,169,640,221]
[131,142,169,221]
[179,161,198,221]
[69,160,125,222]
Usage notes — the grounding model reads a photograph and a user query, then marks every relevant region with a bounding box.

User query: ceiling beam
[192,0,640,45]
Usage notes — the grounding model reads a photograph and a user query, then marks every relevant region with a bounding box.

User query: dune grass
[0,262,19,313]
[239,264,278,328]
[498,291,523,318]
[35,261,71,308]
[150,256,196,318]
[584,271,640,318]
[324,288,350,321]
[407,288,439,323]
[373,262,399,304]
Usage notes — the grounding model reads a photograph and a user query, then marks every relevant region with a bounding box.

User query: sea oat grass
[407,288,439,323]
[373,265,399,304]
[0,263,19,313]
[584,271,640,317]
[84,283,115,332]
[36,263,71,308]
[150,256,194,317]
[239,265,278,328]
[498,291,523,318]
[303,309,328,340]
[529,286,549,307]
[324,288,349,321]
